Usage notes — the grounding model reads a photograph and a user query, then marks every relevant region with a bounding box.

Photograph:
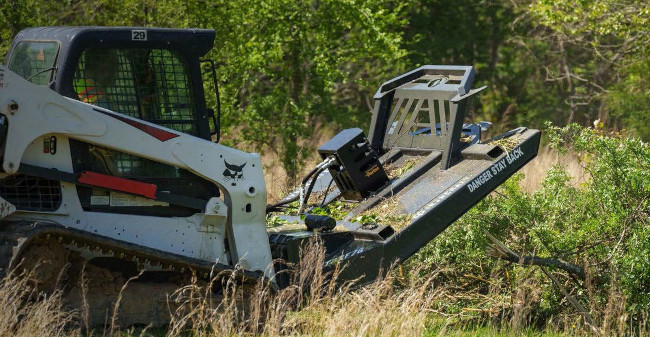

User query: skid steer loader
[0,27,540,325]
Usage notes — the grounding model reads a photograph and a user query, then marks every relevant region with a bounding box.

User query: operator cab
[6,27,218,139]
[4,27,221,216]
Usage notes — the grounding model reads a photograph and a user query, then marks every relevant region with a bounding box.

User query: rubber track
[0,220,265,283]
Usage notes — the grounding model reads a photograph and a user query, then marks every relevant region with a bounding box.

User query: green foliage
[409,124,650,320]
[522,0,650,139]
[266,215,289,227]
[3,0,650,183]
[309,200,354,220]
[530,0,650,39]
[606,60,650,140]
[404,0,650,138]
[0,0,187,57]
[0,0,409,186]
[199,0,410,183]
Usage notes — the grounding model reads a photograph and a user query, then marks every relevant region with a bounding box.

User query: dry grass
[491,136,522,153]
[262,123,337,204]
[0,269,78,337]
[164,239,435,337]
[519,146,587,192]
[0,242,648,337]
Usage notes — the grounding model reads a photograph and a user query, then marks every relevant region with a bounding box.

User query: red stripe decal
[95,109,180,142]
[78,171,157,199]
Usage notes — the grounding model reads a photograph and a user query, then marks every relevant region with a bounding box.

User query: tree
[515,0,650,139]
[1,0,410,186]
[193,0,410,185]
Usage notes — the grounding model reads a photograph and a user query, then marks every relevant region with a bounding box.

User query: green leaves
[410,124,650,318]
[0,0,409,186]
[518,0,650,139]
[198,0,409,184]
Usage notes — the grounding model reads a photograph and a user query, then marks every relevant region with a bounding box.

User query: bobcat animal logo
[223,160,246,186]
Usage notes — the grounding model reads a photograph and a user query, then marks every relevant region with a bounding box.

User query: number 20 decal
[132,30,147,41]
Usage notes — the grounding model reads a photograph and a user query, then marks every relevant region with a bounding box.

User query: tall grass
[166,240,435,336]
[0,239,647,336]
[0,269,77,337]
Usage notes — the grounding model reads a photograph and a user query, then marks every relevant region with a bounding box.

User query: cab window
[8,41,59,86]
[73,48,198,136]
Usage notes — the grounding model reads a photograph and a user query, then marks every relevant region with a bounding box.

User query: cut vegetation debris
[489,136,521,153]
[384,157,423,180]
[357,196,413,231]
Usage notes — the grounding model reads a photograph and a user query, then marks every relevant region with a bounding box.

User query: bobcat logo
[222,160,246,186]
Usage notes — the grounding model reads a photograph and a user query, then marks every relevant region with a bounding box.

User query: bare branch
[485,233,586,280]
[539,266,600,335]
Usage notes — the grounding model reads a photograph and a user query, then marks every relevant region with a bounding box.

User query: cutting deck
[267,66,540,287]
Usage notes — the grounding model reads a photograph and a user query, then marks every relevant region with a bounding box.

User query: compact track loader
[0,27,540,325]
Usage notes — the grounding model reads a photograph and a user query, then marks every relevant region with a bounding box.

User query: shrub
[407,123,650,330]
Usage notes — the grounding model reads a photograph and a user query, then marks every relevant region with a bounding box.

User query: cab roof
[9,26,216,64]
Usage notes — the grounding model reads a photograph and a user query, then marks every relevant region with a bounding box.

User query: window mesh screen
[0,174,62,211]
[73,48,198,135]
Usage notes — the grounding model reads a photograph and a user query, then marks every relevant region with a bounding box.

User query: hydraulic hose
[297,165,329,214]
[297,157,335,214]
[265,156,335,213]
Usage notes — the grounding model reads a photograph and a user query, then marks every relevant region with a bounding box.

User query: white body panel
[0,66,274,278]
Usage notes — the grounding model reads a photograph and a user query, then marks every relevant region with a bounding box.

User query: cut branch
[485,233,585,280]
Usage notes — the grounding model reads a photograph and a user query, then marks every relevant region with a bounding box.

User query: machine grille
[0,174,62,211]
